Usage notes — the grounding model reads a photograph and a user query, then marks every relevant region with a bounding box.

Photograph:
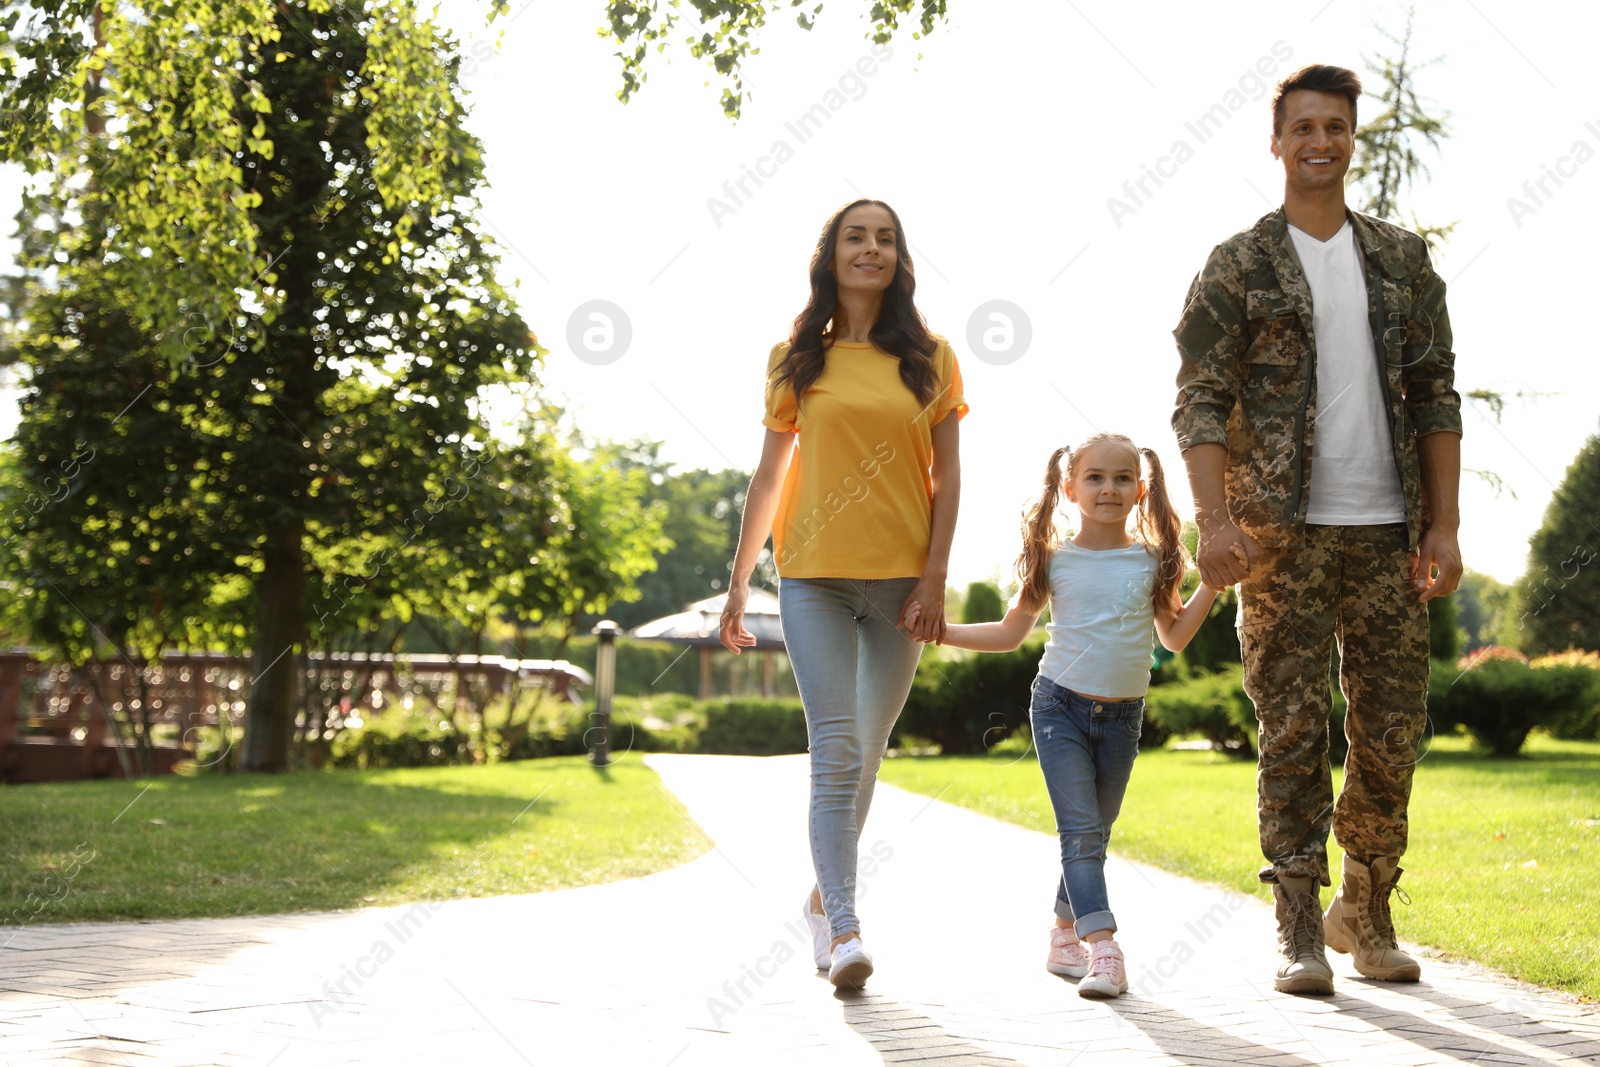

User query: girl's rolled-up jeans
[1029,673,1144,938]
[779,576,923,939]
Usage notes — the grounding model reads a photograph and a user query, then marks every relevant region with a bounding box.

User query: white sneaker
[828,937,873,989]
[802,894,830,970]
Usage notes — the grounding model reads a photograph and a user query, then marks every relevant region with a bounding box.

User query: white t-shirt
[1035,539,1158,699]
[1287,220,1406,525]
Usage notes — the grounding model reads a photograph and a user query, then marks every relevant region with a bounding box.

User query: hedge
[329,693,808,768]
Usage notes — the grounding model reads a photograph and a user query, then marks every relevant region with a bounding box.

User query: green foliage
[583,439,773,629]
[960,581,1005,624]
[1534,652,1600,741]
[1349,4,1456,250]
[328,691,807,766]
[330,717,476,770]
[1175,522,1242,670]
[1184,588,1243,671]
[1429,594,1462,661]
[2,1,953,366]
[0,0,480,366]
[600,0,949,118]
[696,698,809,755]
[1516,431,1600,656]
[1427,655,1599,757]
[1143,666,1255,758]
[896,635,1043,754]
[1,6,670,771]
[1456,569,1516,651]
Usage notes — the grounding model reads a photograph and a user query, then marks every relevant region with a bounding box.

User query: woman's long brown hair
[770,198,939,410]
[1014,434,1190,616]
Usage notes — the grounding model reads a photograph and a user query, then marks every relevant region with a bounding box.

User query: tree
[1349,5,1456,250]
[1,0,950,771]
[4,2,540,772]
[1428,595,1461,662]
[606,460,770,630]
[1516,432,1600,655]
[1,1,950,360]
[1455,569,1514,652]
[960,581,1004,624]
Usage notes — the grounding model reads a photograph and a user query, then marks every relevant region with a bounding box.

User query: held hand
[1202,543,1251,590]
[1196,522,1259,588]
[901,603,927,642]
[718,582,759,654]
[901,577,946,644]
[1413,526,1463,602]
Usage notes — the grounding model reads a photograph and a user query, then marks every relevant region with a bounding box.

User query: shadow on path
[840,992,1027,1066]
[1336,980,1594,1064]
[1109,997,1327,1066]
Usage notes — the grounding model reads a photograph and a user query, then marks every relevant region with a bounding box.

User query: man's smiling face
[1271,89,1356,196]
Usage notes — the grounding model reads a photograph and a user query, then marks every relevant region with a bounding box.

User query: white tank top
[1035,539,1158,699]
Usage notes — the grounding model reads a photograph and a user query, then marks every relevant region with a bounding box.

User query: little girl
[907,433,1236,998]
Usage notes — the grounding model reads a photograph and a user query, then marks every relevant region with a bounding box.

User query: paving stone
[2,754,1595,1067]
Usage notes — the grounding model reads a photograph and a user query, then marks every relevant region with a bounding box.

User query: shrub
[696,698,809,755]
[330,715,475,769]
[1184,588,1242,671]
[1427,653,1598,756]
[1531,650,1600,740]
[1139,713,1174,752]
[961,581,1006,624]
[895,637,1043,755]
[1143,666,1255,758]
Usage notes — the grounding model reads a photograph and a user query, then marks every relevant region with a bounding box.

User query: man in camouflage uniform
[1171,64,1463,995]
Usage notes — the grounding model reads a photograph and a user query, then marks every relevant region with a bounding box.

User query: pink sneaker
[1046,926,1090,978]
[1078,940,1128,998]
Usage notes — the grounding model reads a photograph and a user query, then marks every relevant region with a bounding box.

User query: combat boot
[1272,874,1334,995]
[1325,854,1421,981]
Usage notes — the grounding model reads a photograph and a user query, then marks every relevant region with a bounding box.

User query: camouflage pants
[1237,523,1429,887]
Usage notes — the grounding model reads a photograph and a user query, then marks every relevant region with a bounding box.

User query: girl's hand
[718,582,759,654]
[900,578,946,644]
[902,603,928,641]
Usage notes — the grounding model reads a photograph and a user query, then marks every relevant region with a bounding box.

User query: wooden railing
[0,650,591,783]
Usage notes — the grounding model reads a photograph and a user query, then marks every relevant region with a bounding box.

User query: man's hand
[1413,525,1463,602]
[1196,522,1259,588]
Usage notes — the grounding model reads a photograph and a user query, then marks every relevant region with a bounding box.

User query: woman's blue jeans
[1029,674,1144,938]
[779,576,923,939]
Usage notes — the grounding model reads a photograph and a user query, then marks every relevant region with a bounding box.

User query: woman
[719,198,966,989]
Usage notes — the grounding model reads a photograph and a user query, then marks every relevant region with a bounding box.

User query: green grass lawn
[1,757,708,925]
[880,734,1600,1000]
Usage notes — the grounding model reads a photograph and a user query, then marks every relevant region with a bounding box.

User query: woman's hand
[719,582,759,654]
[900,576,946,644]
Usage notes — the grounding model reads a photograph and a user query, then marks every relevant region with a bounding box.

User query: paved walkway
[2,754,1596,1066]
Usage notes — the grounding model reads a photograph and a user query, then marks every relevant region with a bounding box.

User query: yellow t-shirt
[763,336,968,579]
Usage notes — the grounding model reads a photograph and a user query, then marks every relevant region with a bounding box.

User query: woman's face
[829,203,898,295]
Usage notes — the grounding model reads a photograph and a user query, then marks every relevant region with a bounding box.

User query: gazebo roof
[629,589,786,650]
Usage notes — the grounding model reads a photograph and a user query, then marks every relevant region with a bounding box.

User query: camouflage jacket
[1172,207,1462,550]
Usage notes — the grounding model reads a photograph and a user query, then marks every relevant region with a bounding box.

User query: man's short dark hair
[1272,64,1362,136]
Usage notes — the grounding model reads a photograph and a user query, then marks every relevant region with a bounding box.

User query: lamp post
[589,621,621,767]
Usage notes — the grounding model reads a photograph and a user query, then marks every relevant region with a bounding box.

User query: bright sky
[2,0,1595,589]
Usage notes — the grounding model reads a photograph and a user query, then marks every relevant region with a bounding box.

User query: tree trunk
[242,523,307,772]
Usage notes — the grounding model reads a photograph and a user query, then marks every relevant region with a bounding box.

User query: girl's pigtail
[1138,447,1189,615]
[1015,447,1069,614]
